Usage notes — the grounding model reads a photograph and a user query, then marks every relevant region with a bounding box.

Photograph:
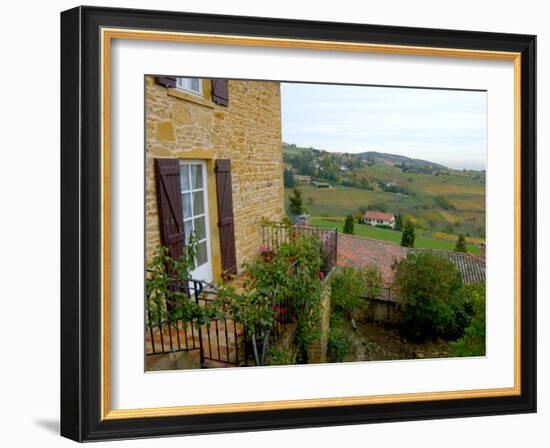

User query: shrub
[450,282,486,356]
[400,220,415,247]
[454,233,467,252]
[327,314,351,362]
[225,231,323,366]
[289,187,304,216]
[343,214,354,234]
[267,345,297,365]
[363,267,383,299]
[330,267,365,317]
[395,213,403,231]
[146,240,198,324]
[283,168,295,188]
[330,266,382,316]
[392,252,470,341]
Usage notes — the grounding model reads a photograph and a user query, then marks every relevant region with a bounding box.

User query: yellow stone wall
[145,77,284,280]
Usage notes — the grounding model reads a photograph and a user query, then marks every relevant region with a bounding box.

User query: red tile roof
[337,234,485,286]
[364,211,395,222]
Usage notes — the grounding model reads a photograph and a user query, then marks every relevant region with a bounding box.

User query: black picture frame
[61,5,536,442]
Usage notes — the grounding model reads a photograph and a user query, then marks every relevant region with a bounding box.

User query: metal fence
[147,280,245,366]
[146,279,293,367]
[261,222,338,275]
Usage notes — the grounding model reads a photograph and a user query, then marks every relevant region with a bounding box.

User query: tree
[400,220,415,247]
[450,282,486,356]
[330,266,365,318]
[283,168,295,188]
[363,266,383,299]
[395,213,403,231]
[288,187,304,216]
[454,233,467,252]
[392,252,470,341]
[343,214,354,235]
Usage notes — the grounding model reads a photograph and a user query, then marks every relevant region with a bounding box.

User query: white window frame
[175,77,203,96]
[179,160,213,282]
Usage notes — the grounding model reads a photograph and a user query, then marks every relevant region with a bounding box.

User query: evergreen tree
[454,233,467,252]
[395,213,403,231]
[283,168,295,188]
[288,187,304,216]
[400,220,415,247]
[343,214,355,235]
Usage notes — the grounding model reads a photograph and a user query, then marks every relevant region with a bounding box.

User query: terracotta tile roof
[337,234,407,285]
[337,234,485,286]
[409,249,486,285]
[363,211,395,221]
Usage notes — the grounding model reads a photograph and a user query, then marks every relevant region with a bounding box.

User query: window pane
[190,165,203,189]
[190,79,200,92]
[192,191,204,215]
[184,220,193,244]
[180,165,190,191]
[194,216,206,240]
[182,193,192,218]
[196,241,208,266]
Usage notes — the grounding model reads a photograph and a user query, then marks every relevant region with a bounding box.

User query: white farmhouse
[363,211,396,229]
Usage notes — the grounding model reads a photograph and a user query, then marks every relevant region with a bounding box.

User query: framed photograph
[60,6,536,441]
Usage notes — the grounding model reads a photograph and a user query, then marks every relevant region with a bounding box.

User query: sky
[281,82,487,170]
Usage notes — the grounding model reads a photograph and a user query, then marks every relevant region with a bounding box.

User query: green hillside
[283,142,486,239]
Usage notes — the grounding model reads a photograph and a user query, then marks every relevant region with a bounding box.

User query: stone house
[363,210,396,228]
[146,76,284,283]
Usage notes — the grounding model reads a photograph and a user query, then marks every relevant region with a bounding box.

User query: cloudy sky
[281,82,487,170]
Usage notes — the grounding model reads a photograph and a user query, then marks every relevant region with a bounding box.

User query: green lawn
[311,217,481,256]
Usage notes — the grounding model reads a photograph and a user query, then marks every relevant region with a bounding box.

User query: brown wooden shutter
[215,159,237,277]
[155,76,177,88]
[212,79,229,106]
[155,159,185,261]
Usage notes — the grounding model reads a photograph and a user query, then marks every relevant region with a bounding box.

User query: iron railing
[146,278,294,367]
[261,222,338,275]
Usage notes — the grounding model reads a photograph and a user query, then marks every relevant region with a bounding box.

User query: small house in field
[313,181,331,189]
[363,211,396,228]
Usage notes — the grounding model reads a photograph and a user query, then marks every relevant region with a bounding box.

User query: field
[310,217,481,256]
[284,145,486,252]
[286,185,424,218]
[286,179,485,237]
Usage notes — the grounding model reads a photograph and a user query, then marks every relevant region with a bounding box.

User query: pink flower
[319,271,325,280]
[280,307,287,315]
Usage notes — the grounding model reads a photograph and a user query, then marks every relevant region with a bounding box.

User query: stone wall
[363,298,403,324]
[307,276,332,364]
[145,77,285,280]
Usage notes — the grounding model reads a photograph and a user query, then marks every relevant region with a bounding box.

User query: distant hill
[358,151,447,170]
[282,142,448,170]
[282,142,485,238]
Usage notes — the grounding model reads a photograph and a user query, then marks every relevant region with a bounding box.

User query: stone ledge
[167,88,215,109]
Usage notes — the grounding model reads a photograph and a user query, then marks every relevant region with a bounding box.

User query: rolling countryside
[283,143,485,255]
